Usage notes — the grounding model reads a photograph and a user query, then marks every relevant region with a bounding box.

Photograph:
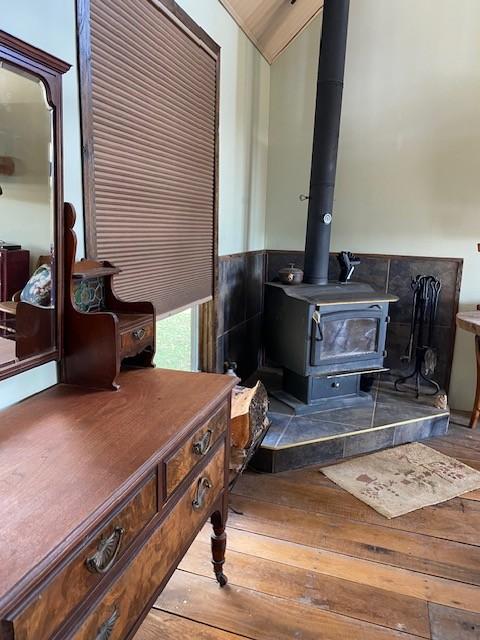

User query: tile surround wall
[216,250,462,391]
[216,252,265,380]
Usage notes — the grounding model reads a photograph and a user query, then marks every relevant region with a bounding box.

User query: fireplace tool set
[395,275,442,398]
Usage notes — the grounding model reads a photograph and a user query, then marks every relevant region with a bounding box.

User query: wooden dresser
[0,368,237,640]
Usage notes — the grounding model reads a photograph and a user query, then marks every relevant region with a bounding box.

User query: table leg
[211,509,228,587]
[470,335,480,429]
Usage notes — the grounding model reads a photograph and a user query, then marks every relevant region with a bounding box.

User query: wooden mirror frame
[0,31,70,382]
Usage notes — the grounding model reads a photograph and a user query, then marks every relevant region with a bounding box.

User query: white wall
[266,2,480,411]
[176,0,270,255]
[0,0,84,409]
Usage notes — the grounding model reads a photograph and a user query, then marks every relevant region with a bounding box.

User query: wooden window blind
[79,0,219,316]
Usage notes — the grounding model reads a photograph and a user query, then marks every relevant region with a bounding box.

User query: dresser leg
[471,335,480,429]
[211,510,228,587]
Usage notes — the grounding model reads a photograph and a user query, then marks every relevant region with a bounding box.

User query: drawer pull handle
[86,527,125,574]
[95,606,119,640]
[192,476,212,511]
[132,328,146,341]
[192,429,213,456]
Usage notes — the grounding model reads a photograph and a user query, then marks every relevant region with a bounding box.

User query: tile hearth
[252,371,450,473]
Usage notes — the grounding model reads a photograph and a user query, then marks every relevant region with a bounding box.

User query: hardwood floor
[135,425,480,639]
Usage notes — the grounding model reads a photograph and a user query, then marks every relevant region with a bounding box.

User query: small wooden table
[457,311,480,428]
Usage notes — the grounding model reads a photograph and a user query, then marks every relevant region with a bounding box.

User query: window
[154,305,199,371]
[78,0,219,318]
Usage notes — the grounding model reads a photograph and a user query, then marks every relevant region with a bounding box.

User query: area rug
[321,442,480,518]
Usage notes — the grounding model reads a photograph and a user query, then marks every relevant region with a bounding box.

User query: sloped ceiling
[219,0,323,64]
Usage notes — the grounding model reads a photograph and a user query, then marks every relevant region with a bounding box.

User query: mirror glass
[0,63,55,369]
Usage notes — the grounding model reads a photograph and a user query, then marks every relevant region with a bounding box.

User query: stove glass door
[321,316,378,358]
[311,309,383,367]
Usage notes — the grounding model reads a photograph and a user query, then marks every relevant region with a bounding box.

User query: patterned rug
[322,442,480,519]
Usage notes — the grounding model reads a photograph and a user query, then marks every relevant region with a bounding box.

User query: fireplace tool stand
[395,275,442,398]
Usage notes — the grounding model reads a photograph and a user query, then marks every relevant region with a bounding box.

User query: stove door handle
[310,313,323,367]
[312,312,323,341]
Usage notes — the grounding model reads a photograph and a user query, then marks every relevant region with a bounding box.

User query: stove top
[266,281,398,306]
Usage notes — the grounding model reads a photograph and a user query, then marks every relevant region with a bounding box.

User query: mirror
[0,63,55,369]
[0,32,69,380]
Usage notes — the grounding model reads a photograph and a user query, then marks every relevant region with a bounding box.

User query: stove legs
[211,510,228,587]
[470,335,480,429]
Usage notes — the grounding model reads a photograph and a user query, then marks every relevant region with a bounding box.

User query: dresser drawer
[9,474,157,640]
[120,320,154,359]
[165,402,229,498]
[72,444,225,640]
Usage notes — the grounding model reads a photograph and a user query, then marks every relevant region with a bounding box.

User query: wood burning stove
[265,281,397,413]
[264,0,397,414]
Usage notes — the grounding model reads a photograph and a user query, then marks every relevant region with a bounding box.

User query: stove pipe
[303,0,350,285]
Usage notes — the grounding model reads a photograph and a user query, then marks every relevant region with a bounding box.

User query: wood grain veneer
[165,402,229,498]
[73,446,225,640]
[10,475,157,640]
[0,368,236,622]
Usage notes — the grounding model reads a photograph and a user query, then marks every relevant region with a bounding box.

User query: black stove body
[263,0,398,413]
[265,282,397,413]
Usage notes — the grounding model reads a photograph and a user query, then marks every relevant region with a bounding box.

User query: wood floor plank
[233,473,480,545]
[134,610,247,639]
[445,426,480,443]
[195,526,480,614]
[136,426,480,640]
[434,425,480,447]
[428,440,480,462]
[155,570,423,640]
[429,603,480,639]
[229,494,480,585]
[179,538,430,637]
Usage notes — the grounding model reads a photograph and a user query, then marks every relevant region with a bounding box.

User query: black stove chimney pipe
[303,0,350,285]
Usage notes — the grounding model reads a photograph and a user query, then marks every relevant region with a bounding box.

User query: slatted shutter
[80,0,218,316]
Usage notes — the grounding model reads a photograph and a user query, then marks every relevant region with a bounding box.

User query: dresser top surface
[0,368,236,608]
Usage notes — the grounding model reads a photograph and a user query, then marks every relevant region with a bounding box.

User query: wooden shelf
[72,265,120,279]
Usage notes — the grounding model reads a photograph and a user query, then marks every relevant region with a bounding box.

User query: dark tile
[344,427,394,457]
[267,251,389,291]
[329,254,390,292]
[222,322,246,379]
[222,314,263,382]
[255,367,283,392]
[218,254,246,334]
[277,417,354,447]
[266,251,304,282]
[246,252,265,318]
[373,399,446,427]
[270,437,345,472]
[307,403,376,429]
[430,415,450,437]
[250,446,276,473]
[268,396,295,415]
[261,413,293,448]
[246,313,263,375]
[216,334,225,373]
[387,257,461,328]
[385,322,454,391]
[377,378,446,409]
[393,418,437,445]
